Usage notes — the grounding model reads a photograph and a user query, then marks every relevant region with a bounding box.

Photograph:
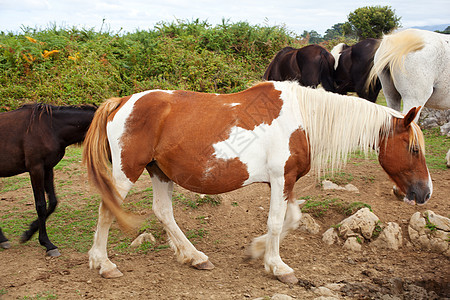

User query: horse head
[378,107,432,205]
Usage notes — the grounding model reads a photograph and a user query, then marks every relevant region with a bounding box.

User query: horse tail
[319,49,336,92]
[83,97,140,233]
[367,29,425,89]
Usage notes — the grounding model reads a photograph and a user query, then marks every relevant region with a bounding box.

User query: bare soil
[1,157,449,299]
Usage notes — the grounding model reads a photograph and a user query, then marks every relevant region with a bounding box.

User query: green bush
[0,19,295,110]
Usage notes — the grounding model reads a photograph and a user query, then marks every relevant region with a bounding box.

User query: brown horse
[0,104,96,256]
[83,81,431,283]
[331,38,381,102]
[263,45,336,92]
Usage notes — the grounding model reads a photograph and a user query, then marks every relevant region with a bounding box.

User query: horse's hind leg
[21,169,60,256]
[148,166,213,270]
[378,72,402,111]
[89,175,135,278]
[0,228,11,249]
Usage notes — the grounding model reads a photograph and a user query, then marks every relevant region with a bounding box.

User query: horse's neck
[52,110,94,146]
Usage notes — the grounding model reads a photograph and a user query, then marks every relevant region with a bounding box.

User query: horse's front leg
[21,169,59,251]
[248,198,301,259]
[263,177,298,284]
[24,167,59,256]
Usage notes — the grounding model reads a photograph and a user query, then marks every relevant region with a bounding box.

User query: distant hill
[411,24,449,32]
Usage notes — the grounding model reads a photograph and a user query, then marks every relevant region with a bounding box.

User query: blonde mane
[366,29,425,90]
[292,85,424,176]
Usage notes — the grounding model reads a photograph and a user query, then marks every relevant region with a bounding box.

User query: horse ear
[403,106,421,127]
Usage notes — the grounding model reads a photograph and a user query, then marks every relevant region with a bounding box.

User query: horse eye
[411,145,420,153]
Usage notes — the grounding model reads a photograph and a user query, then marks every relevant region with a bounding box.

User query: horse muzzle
[404,181,432,205]
[393,180,432,205]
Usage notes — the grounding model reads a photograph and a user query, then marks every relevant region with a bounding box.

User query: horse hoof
[0,241,11,249]
[101,268,124,279]
[277,273,298,284]
[193,260,215,270]
[46,249,61,257]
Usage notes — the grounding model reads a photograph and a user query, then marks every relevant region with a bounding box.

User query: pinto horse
[83,81,431,283]
[263,45,336,92]
[331,38,381,102]
[0,104,96,256]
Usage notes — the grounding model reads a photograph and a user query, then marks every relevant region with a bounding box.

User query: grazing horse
[331,38,381,102]
[263,45,336,92]
[83,81,431,283]
[367,29,450,167]
[0,104,96,256]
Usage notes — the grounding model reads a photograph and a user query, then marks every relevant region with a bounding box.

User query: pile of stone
[408,210,450,257]
[320,208,449,256]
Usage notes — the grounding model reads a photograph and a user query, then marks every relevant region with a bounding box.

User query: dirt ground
[0,157,449,299]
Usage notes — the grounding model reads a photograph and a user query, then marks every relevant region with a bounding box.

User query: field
[0,128,449,299]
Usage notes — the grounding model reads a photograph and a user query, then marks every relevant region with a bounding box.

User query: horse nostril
[425,193,431,201]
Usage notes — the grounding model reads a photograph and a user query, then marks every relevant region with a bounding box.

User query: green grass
[301,196,372,217]
[422,127,450,170]
[0,176,30,193]
[320,171,354,186]
[21,291,57,299]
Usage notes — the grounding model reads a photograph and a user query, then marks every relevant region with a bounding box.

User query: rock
[440,121,450,136]
[130,232,156,248]
[446,149,450,168]
[343,236,362,251]
[426,210,450,231]
[271,294,293,300]
[338,208,379,240]
[322,180,344,190]
[311,286,338,297]
[322,228,339,245]
[344,184,359,193]
[299,213,321,234]
[372,222,402,250]
[408,210,449,256]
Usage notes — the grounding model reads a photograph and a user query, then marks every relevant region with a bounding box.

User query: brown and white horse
[83,81,432,284]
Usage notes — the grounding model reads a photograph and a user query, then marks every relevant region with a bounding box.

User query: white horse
[368,28,450,166]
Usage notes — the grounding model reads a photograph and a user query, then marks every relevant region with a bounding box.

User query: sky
[0,0,449,36]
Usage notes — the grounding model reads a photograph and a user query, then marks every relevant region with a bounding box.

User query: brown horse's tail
[366,29,424,91]
[83,97,141,233]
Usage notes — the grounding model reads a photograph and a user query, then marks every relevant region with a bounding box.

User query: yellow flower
[22,53,36,63]
[68,52,80,61]
[42,50,59,58]
[25,36,37,43]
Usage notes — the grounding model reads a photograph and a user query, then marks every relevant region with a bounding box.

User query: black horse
[263,45,336,92]
[331,38,381,102]
[0,104,96,256]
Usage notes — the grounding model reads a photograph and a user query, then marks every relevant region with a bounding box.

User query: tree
[342,6,401,40]
[301,30,324,44]
[324,23,344,40]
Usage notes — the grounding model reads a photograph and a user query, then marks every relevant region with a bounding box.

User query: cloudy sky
[0,0,448,35]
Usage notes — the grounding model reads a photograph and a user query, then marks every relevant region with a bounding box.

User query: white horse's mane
[282,82,423,175]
